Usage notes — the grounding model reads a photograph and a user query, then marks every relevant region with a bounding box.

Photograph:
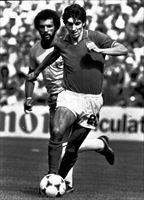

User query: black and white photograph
[0,0,144,199]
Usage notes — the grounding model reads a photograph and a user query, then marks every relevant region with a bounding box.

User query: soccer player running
[27,4,128,188]
[24,9,115,192]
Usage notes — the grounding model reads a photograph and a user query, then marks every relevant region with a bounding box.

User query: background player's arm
[24,71,35,114]
[25,69,35,99]
[24,53,37,113]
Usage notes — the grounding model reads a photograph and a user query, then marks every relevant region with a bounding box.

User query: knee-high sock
[58,150,78,179]
[61,143,73,187]
[64,167,73,187]
[58,125,90,178]
[48,140,62,174]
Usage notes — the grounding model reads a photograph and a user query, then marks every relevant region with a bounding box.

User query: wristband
[26,97,32,100]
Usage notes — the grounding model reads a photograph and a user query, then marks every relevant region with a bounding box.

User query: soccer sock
[79,138,104,152]
[58,150,78,179]
[58,125,90,179]
[48,140,62,174]
[61,143,73,187]
[64,167,73,187]
[61,142,67,158]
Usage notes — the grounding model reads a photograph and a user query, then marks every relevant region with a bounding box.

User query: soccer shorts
[56,89,103,130]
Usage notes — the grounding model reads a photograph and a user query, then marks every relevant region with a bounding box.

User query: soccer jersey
[29,40,63,94]
[53,30,115,95]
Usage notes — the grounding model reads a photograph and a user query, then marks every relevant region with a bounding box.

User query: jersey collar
[63,29,88,43]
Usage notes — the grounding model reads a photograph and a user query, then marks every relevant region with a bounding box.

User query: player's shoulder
[30,40,41,53]
[52,35,65,48]
[88,29,110,43]
[88,29,105,38]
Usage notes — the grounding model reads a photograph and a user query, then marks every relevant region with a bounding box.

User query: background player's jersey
[29,40,63,94]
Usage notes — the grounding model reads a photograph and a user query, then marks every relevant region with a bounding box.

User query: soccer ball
[39,174,66,197]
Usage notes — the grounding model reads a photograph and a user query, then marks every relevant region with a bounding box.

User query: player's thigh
[53,106,76,133]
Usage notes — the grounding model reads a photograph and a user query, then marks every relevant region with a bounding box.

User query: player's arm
[25,69,35,97]
[86,31,128,56]
[98,42,128,56]
[86,41,128,56]
[24,53,37,114]
[24,73,35,113]
[27,48,60,81]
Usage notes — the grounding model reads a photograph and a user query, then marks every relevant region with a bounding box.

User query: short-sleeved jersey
[29,40,63,94]
[54,29,115,95]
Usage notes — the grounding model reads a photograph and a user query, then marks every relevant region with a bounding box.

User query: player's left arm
[86,41,128,56]
[86,31,128,56]
[98,41,128,56]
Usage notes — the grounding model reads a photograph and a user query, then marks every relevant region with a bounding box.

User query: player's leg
[48,95,75,191]
[58,124,90,179]
[78,133,115,165]
[76,95,114,165]
[61,142,74,192]
[49,111,74,192]
[79,132,104,152]
[48,106,76,174]
[48,93,57,134]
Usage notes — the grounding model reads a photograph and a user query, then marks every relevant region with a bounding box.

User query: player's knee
[51,127,63,142]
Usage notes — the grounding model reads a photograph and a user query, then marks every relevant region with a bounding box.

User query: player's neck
[41,39,53,49]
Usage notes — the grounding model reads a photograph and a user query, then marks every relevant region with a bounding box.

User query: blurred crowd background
[0,0,144,107]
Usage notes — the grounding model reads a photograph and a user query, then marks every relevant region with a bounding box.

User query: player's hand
[24,98,33,114]
[86,41,101,53]
[27,72,37,81]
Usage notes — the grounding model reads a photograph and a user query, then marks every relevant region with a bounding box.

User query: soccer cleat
[98,136,115,165]
[65,181,74,193]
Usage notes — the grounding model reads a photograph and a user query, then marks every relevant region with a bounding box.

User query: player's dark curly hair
[62,4,86,25]
[34,9,60,31]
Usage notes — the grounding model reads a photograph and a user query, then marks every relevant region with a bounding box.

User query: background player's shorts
[56,90,103,130]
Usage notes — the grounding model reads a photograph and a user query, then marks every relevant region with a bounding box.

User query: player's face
[65,17,84,41]
[38,19,56,42]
